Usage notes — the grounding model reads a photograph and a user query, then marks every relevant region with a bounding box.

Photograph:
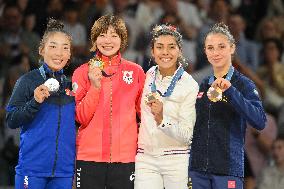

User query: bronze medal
[207,86,222,102]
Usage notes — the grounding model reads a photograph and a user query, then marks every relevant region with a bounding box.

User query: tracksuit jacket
[5,63,76,177]
[190,68,267,177]
[72,52,145,163]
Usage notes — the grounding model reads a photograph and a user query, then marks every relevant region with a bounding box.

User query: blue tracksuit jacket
[190,68,267,177]
[5,64,76,177]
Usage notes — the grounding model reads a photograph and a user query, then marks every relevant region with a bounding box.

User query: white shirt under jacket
[138,66,199,156]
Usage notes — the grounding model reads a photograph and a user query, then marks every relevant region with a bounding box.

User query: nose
[103,35,111,43]
[55,47,63,56]
[162,47,169,55]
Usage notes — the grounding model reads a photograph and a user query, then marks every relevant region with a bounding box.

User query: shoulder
[145,66,157,79]
[233,70,255,88]
[72,63,89,78]
[121,58,144,72]
[181,72,199,91]
[19,69,41,83]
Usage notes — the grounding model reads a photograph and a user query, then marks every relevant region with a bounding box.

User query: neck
[159,66,177,78]
[213,63,231,78]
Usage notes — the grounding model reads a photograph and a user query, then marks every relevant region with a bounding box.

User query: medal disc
[207,87,222,102]
[44,78,60,92]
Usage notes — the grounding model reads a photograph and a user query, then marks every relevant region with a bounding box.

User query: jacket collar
[96,51,121,67]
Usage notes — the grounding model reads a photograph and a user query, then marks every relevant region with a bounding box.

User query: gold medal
[207,86,222,102]
[144,92,161,104]
[88,57,104,70]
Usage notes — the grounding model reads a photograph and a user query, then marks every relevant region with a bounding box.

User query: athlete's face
[204,33,235,69]
[40,32,71,71]
[152,35,181,76]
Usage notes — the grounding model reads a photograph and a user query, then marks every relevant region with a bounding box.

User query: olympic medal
[207,86,222,102]
[89,58,104,70]
[44,78,60,92]
[144,92,161,104]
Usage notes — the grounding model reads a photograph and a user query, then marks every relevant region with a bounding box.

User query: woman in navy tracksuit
[5,19,75,189]
[189,23,267,189]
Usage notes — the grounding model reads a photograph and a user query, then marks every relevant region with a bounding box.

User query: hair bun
[46,18,64,32]
[212,22,229,31]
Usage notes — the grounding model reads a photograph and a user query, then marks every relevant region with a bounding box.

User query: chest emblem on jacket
[122,71,133,84]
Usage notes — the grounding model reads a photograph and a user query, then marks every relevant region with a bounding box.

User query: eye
[64,46,70,50]
[99,34,105,37]
[49,45,56,48]
[207,46,213,50]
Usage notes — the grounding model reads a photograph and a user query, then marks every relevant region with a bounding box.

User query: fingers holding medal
[207,78,231,102]
[211,78,231,91]
[88,58,104,88]
[145,92,163,125]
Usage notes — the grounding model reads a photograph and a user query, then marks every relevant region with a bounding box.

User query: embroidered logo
[129,172,135,181]
[228,180,236,188]
[72,82,78,93]
[122,71,133,84]
[24,176,28,188]
[197,92,204,99]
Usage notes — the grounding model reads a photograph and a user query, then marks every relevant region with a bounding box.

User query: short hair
[90,14,127,52]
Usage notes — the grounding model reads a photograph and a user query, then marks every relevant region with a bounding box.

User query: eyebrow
[156,43,176,46]
[49,41,70,46]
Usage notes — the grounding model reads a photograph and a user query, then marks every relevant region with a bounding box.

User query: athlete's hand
[211,78,231,92]
[147,99,163,125]
[34,85,50,103]
[88,66,102,89]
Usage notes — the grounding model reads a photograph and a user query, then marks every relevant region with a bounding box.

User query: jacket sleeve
[5,76,41,129]
[135,67,146,119]
[158,81,199,145]
[72,65,101,127]
[224,79,267,130]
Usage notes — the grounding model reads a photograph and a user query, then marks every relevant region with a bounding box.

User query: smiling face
[204,33,235,69]
[152,35,181,76]
[39,32,71,72]
[96,26,121,58]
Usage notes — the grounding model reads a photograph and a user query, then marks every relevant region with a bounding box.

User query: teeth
[53,59,62,63]
[104,46,113,50]
[161,58,171,62]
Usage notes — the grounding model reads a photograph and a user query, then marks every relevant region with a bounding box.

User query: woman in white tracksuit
[134,24,199,189]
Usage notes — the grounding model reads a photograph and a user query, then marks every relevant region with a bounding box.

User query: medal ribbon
[208,65,234,85]
[151,65,184,97]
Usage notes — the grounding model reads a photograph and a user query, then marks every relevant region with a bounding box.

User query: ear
[39,46,44,56]
[230,44,236,55]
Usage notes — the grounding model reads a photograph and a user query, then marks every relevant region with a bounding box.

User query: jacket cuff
[30,98,41,110]
[224,85,236,97]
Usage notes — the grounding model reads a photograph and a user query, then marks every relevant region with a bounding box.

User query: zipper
[109,78,113,162]
[205,102,211,171]
[52,99,62,176]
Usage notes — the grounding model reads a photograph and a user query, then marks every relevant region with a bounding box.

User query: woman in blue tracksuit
[189,23,267,189]
[5,18,76,189]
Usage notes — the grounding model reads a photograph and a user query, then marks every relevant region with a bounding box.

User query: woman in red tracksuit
[72,14,145,189]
